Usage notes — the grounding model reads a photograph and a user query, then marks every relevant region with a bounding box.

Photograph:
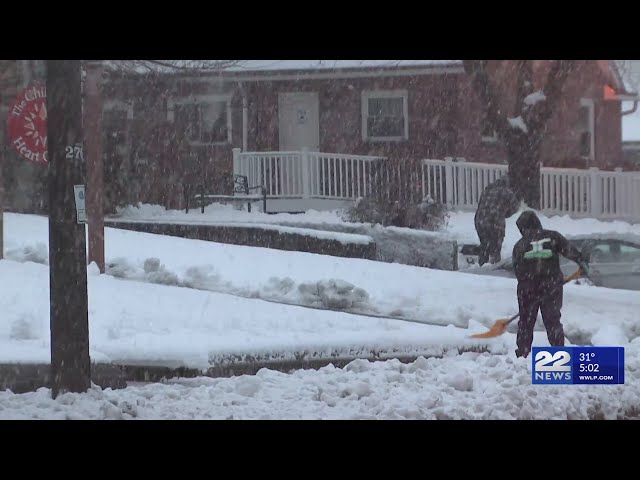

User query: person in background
[474,176,520,266]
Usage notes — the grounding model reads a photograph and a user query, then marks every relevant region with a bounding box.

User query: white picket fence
[233,149,640,221]
[234,149,384,200]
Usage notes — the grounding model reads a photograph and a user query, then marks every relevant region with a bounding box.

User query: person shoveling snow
[511,211,590,358]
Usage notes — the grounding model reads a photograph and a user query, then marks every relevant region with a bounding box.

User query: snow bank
[112,204,457,270]
[273,220,457,270]
[114,202,347,225]
[1,349,639,419]
[111,218,375,246]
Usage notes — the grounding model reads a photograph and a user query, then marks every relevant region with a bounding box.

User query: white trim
[240,82,248,151]
[580,98,595,162]
[224,65,465,83]
[361,90,409,142]
[167,93,233,145]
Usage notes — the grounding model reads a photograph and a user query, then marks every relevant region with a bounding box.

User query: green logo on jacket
[524,238,553,259]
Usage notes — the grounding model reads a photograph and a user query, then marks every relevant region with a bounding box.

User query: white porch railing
[234,149,640,221]
[234,148,384,199]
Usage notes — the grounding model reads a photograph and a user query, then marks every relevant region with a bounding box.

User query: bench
[184,174,267,214]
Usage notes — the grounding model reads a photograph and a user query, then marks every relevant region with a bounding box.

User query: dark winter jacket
[512,211,587,286]
[474,178,519,230]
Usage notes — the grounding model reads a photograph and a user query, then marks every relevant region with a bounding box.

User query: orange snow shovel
[469,268,584,339]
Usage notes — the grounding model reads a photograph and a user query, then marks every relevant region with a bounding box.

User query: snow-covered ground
[2,209,640,419]
[1,352,639,420]
[2,211,640,368]
[113,202,640,262]
[1,254,503,368]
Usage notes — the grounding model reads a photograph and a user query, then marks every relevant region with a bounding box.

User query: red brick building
[98,60,636,211]
[2,60,635,213]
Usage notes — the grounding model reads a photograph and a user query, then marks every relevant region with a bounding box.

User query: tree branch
[514,60,534,117]
[463,60,511,142]
[103,60,247,76]
[528,60,576,133]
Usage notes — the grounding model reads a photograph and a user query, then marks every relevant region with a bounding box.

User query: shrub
[343,195,448,231]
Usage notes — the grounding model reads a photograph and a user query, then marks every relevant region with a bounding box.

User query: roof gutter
[607,90,640,115]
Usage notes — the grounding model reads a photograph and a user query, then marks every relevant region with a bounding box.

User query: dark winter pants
[515,282,565,358]
[476,220,505,266]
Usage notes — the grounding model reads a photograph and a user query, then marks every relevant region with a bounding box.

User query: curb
[0,346,490,393]
[0,363,126,394]
[120,346,490,383]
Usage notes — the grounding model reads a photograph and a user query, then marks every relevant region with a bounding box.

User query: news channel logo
[531,346,625,385]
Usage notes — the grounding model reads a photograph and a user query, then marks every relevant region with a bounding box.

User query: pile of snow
[113,202,347,225]
[591,325,630,347]
[5,243,49,265]
[296,279,370,310]
[1,350,639,419]
[105,258,373,313]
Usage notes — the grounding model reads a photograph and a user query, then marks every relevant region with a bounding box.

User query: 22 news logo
[532,348,572,384]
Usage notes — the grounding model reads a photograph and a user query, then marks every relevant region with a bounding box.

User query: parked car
[458,233,640,291]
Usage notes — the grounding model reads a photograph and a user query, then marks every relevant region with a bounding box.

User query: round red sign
[7,83,48,165]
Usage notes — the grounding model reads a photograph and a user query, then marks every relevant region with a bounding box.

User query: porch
[231,148,640,222]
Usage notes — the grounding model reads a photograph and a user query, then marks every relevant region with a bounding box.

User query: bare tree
[103,60,247,76]
[615,60,640,94]
[463,60,576,209]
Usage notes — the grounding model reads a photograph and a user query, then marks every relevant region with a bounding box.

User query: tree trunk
[462,60,576,212]
[506,134,542,209]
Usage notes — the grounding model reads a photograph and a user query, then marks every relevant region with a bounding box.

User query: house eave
[222,64,466,82]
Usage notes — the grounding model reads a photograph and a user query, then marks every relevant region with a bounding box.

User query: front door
[278,92,319,151]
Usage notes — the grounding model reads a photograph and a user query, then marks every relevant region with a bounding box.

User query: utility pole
[46,60,91,398]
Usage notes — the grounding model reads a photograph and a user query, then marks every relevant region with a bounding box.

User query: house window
[362,90,408,141]
[173,98,231,145]
[578,98,595,161]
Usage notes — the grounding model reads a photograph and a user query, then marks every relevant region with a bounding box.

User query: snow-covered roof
[103,60,463,75]
[225,60,462,72]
